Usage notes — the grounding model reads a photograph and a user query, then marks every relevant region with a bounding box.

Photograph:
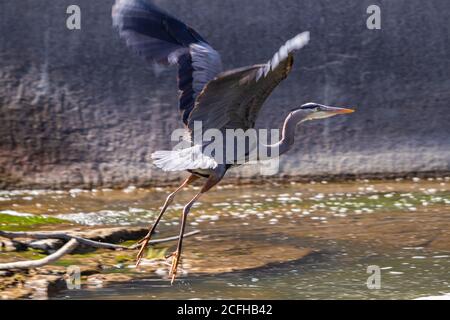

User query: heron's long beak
[306,105,355,121]
[325,106,355,115]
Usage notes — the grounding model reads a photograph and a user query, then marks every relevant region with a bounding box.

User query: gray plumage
[113,0,223,124]
[188,32,310,138]
[113,0,309,172]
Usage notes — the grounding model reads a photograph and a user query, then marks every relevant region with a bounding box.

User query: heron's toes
[169,250,180,283]
[137,233,152,245]
[165,251,177,260]
[135,238,151,267]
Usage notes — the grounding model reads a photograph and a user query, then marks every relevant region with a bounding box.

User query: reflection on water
[56,247,450,300]
[1,177,449,299]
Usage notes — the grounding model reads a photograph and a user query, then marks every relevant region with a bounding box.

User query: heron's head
[290,102,355,123]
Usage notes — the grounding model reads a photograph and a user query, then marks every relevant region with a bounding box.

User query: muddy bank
[1,178,449,299]
[0,228,316,299]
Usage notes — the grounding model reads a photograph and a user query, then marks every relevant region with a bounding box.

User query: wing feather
[113,0,223,124]
[188,32,310,137]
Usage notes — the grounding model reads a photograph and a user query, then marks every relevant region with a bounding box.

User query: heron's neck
[261,113,306,159]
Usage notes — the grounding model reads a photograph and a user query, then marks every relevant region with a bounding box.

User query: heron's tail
[151,145,218,172]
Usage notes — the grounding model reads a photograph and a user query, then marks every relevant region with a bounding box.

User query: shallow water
[1,178,449,299]
[57,246,450,300]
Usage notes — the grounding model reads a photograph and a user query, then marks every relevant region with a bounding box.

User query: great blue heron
[113,0,354,283]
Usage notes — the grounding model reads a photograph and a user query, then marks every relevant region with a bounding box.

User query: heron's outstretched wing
[113,0,223,125]
[188,32,310,137]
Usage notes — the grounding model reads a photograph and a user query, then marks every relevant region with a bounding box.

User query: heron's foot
[168,250,181,284]
[135,232,153,267]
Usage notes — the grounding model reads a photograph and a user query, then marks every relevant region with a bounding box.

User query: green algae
[0,213,67,231]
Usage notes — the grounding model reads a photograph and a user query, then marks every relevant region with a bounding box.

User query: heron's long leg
[169,175,221,284]
[135,174,199,267]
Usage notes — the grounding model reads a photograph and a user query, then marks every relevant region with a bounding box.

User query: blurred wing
[113,0,223,124]
[187,32,310,136]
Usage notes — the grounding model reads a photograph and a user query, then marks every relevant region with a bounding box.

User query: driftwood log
[0,228,200,270]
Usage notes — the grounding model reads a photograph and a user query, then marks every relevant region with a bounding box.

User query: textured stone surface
[1,0,449,189]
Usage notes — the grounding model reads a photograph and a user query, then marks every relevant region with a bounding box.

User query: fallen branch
[0,230,128,250]
[0,229,200,270]
[128,231,200,249]
[0,230,200,250]
[0,239,79,270]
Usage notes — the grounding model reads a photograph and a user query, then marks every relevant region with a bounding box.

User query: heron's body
[113,0,354,283]
[188,165,229,179]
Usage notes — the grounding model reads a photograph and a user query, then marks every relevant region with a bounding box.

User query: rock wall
[1,0,449,189]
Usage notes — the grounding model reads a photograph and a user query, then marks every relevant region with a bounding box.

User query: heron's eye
[315,107,321,112]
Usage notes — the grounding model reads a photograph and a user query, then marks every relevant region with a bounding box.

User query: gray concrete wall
[1,0,449,189]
